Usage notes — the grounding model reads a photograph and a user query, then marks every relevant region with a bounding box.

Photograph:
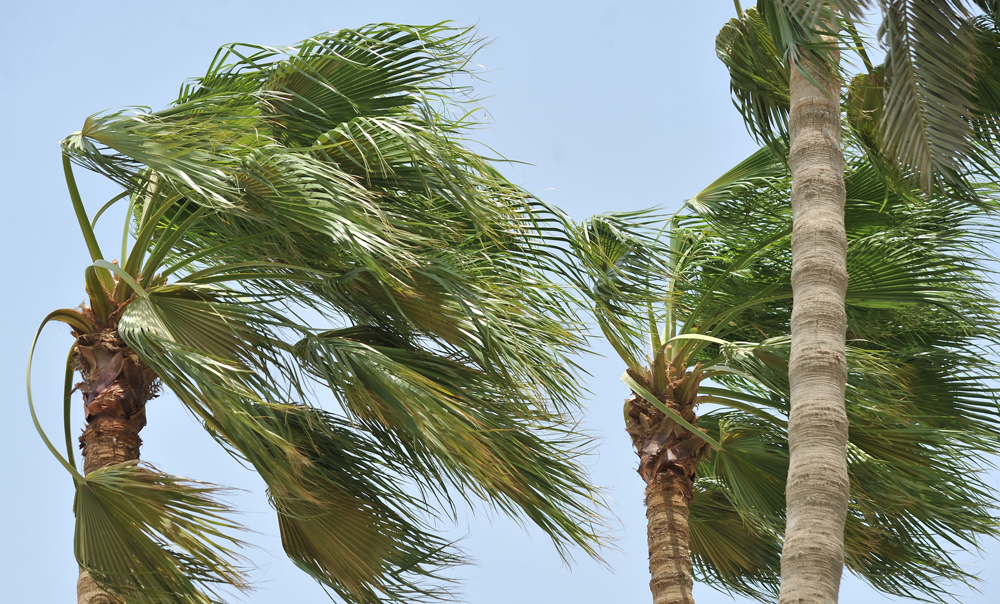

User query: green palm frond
[294,328,603,558]
[716,8,790,145]
[688,477,782,601]
[563,210,674,373]
[119,302,466,602]
[75,463,248,604]
[574,140,1000,602]
[687,144,787,216]
[266,408,463,604]
[702,413,788,529]
[34,22,606,604]
[878,0,978,191]
[965,15,1000,178]
[777,0,868,26]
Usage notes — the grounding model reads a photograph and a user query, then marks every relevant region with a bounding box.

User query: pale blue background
[0,1,995,603]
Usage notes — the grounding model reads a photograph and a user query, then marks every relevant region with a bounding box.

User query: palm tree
[716,4,1000,601]
[26,24,603,604]
[567,142,1000,604]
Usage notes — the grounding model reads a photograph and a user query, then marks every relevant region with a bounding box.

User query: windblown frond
[572,141,1000,601]
[38,22,605,604]
[878,1,978,191]
[74,463,248,604]
[716,8,790,145]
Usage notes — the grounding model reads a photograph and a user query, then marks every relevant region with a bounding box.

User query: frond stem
[27,313,86,483]
[844,19,874,74]
[64,153,114,292]
[90,190,130,229]
[63,345,78,472]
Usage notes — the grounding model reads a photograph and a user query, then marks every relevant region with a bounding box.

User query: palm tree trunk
[74,327,152,604]
[646,472,694,604]
[627,384,705,604]
[779,23,850,604]
[77,417,141,604]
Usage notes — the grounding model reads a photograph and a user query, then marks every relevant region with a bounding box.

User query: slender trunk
[625,369,707,604]
[779,24,850,604]
[74,325,155,604]
[77,417,141,604]
[646,473,694,604]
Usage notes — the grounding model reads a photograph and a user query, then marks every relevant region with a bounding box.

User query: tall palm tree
[26,24,603,604]
[567,142,1000,604]
[717,4,1000,602]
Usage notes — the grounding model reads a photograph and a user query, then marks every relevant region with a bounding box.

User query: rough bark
[79,415,142,474]
[74,324,156,604]
[77,570,121,604]
[779,29,850,604]
[77,416,141,604]
[646,472,695,604]
[625,364,708,604]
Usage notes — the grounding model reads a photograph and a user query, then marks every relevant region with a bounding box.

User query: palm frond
[877,0,978,191]
[564,211,674,372]
[688,477,782,601]
[294,328,604,558]
[75,463,248,604]
[703,412,788,529]
[777,0,869,27]
[716,7,791,145]
[687,144,788,216]
[266,407,463,604]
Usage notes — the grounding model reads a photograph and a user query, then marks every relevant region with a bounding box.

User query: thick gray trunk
[778,27,850,604]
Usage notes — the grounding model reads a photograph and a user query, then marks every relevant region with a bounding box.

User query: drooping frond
[563,211,675,372]
[688,477,783,600]
[717,8,791,145]
[41,23,605,604]
[74,463,249,604]
[877,1,979,191]
[573,140,1000,602]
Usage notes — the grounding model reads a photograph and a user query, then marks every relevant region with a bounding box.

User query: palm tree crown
[720,1,1000,192]
[569,141,1000,602]
[28,23,603,604]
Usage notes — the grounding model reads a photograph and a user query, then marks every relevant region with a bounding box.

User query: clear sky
[1,1,996,603]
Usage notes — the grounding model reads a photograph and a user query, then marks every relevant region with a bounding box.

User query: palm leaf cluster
[569,141,1000,601]
[30,24,603,604]
[719,1,1000,192]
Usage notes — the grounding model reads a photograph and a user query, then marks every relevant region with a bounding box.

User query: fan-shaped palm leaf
[30,23,603,604]
[569,142,1000,602]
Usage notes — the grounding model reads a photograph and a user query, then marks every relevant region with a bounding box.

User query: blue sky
[1,1,996,603]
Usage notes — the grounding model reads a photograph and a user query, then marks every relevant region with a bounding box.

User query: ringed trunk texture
[77,417,141,604]
[646,473,695,604]
[74,325,156,604]
[779,27,850,604]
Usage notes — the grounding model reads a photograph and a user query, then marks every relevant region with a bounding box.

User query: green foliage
[74,463,248,604]
[571,142,1000,601]
[719,1,1000,193]
[716,8,790,145]
[32,23,604,604]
